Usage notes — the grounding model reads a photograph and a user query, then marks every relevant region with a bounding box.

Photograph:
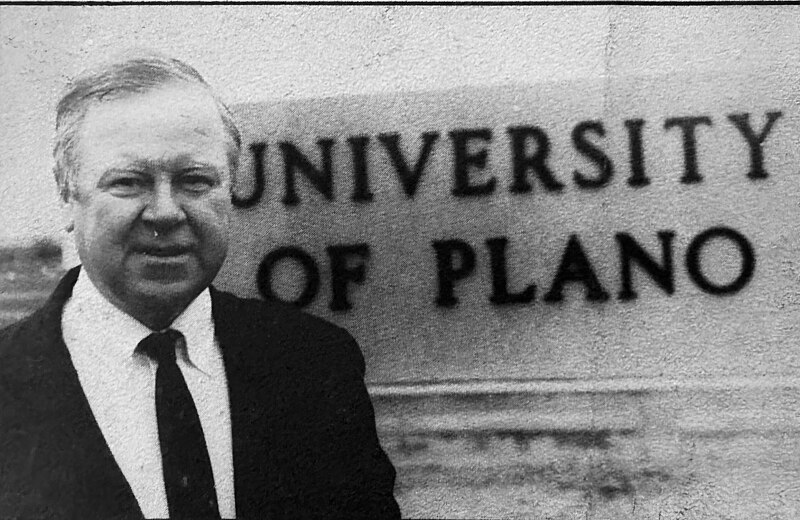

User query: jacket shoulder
[0,266,77,372]
[210,288,364,370]
[0,306,65,434]
[0,310,34,350]
[212,289,351,341]
[0,308,53,381]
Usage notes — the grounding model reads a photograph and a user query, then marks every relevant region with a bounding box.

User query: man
[0,53,400,519]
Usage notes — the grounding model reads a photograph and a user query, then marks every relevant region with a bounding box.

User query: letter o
[257,246,320,307]
[685,227,755,295]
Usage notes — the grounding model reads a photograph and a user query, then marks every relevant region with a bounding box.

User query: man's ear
[61,195,75,233]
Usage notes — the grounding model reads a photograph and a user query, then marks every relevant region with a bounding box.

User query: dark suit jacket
[0,267,400,519]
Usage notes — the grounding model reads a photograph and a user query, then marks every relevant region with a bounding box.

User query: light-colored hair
[53,51,241,202]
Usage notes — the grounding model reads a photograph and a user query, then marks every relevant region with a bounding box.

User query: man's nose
[142,182,187,228]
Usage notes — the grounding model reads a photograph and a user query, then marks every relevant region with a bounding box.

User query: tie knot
[138,329,185,365]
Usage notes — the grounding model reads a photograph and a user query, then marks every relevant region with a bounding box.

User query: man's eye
[108,177,146,192]
[114,178,140,187]
[181,175,216,192]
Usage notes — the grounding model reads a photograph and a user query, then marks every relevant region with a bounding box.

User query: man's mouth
[135,245,193,257]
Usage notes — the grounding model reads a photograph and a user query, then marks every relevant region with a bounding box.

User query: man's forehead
[83,83,223,126]
[79,86,226,142]
[73,84,231,175]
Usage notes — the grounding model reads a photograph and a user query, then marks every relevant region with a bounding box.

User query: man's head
[55,52,241,328]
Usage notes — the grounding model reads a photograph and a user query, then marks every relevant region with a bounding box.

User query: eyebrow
[104,155,223,173]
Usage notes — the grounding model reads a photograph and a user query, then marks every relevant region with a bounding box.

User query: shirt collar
[170,286,216,375]
[69,270,216,374]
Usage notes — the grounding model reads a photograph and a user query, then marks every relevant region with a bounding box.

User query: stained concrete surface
[376,390,800,519]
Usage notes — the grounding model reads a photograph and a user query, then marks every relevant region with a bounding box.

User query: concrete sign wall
[216,68,800,385]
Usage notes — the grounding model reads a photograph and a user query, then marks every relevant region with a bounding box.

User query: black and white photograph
[1,5,799,519]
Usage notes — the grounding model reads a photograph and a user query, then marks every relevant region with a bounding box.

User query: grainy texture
[375,388,800,519]
[2,7,798,244]
[2,7,799,519]
[3,252,800,518]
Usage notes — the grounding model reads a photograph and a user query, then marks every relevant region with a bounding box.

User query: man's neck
[81,272,197,332]
[132,308,184,332]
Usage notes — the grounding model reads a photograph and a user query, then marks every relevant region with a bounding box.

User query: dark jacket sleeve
[220,292,402,519]
[280,332,400,519]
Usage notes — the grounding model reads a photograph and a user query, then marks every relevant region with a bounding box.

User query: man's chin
[123,274,207,314]
[130,275,203,299]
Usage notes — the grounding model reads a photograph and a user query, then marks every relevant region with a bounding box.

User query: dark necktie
[137,329,221,519]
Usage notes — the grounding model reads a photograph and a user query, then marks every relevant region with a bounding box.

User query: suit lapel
[211,288,276,516]
[18,270,297,517]
[28,273,285,517]
[26,267,141,518]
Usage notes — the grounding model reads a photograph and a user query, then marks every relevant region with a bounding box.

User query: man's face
[67,83,232,322]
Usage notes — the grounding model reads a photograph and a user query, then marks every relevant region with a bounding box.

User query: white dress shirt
[62,271,236,518]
